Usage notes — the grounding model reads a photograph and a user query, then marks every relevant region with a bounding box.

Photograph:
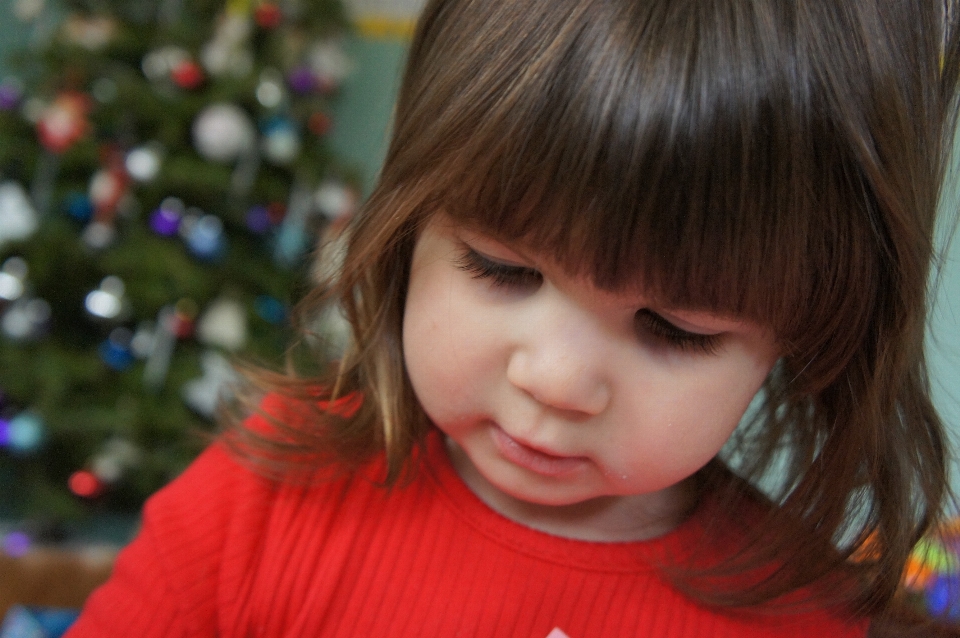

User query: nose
[506,305,612,417]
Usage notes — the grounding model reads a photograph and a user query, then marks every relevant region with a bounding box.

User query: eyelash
[634,310,722,355]
[455,247,542,288]
[455,246,722,355]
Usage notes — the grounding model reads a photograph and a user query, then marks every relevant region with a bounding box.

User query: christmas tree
[0,0,359,547]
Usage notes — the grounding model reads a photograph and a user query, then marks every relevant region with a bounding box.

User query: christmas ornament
[36,92,90,153]
[88,160,130,220]
[0,411,45,454]
[125,143,164,182]
[1,298,51,341]
[84,276,131,322]
[61,14,117,50]
[64,191,94,222]
[130,320,156,359]
[181,350,239,419]
[308,39,353,94]
[183,213,227,260]
[192,103,256,163]
[98,327,135,371]
[0,257,28,302]
[201,12,254,78]
[273,180,313,267]
[308,111,332,136]
[149,197,184,236]
[91,77,119,104]
[261,117,300,164]
[14,0,45,21]
[0,181,39,246]
[2,530,31,557]
[90,438,142,484]
[142,46,190,83]
[287,66,315,94]
[314,179,357,220]
[81,220,116,250]
[245,204,272,234]
[254,2,283,29]
[171,59,205,90]
[0,78,23,111]
[196,297,248,351]
[255,295,286,324]
[255,68,286,109]
[171,298,199,339]
[68,470,105,498]
[143,306,177,392]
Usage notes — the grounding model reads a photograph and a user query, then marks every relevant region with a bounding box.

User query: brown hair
[226,0,960,624]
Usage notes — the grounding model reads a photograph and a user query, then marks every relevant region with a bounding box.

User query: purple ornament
[0,81,22,111]
[0,417,10,447]
[245,205,272,234]
[2,531,31,557]
[150,198,184,236]
[287,66,316,94]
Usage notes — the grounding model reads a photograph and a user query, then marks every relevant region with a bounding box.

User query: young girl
[66,0,960,635]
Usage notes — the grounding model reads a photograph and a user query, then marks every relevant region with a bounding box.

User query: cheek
[402,275,492,419]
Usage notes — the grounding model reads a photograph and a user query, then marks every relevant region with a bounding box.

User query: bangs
[382,0,916,382]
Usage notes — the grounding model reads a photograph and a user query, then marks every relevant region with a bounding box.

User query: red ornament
[68,470,106,498]
[267,201,287,224]
[36,92,91,154]
[255,3,283,29]
[90,146,131,221]
[171,60,205,89]
[308,112,332,136]
[172,298,199,339]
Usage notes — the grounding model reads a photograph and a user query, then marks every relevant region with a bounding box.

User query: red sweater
[65,429,868,637]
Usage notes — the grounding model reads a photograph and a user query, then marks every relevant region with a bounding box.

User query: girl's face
[402,214,780,540]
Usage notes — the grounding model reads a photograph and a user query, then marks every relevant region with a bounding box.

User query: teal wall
[328,35,406,194]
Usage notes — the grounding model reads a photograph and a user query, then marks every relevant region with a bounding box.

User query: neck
[445,438,698,542]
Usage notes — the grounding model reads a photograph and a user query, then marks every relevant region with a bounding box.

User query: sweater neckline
[419,429,714,573]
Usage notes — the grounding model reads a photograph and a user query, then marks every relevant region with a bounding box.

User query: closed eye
[635,309,722,355]
[455,247,542,288]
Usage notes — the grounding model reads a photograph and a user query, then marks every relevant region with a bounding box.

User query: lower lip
[491,426,586,477]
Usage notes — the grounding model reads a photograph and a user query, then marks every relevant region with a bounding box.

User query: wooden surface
[0,547,115,619]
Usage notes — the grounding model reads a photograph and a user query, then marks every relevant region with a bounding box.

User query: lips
[491,425,587,477]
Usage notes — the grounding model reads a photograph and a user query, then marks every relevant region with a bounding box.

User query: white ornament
[14,0,45,21]
[201,13,254,78]
[192,103,256,163]
[196,297,248,351]
[2,297,50,341]
[261,119,300,164]
[85,276,131,321]
[125,144,163,181]
[308,39,354,88]
[0,182,38,246]
[141,46,189,82]
[181,350,239,419]
[314,180,357,220]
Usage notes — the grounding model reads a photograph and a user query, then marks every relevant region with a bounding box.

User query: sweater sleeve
[63,443,269,638]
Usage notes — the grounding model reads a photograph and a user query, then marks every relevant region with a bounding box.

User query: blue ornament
[0,411,45,454]
[99,327,135,371]
[254,295,286,325]
[64,192,94,222]
[185,214,226,261]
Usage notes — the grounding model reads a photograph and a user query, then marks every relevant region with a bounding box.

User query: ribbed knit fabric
[65,425,868,637]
